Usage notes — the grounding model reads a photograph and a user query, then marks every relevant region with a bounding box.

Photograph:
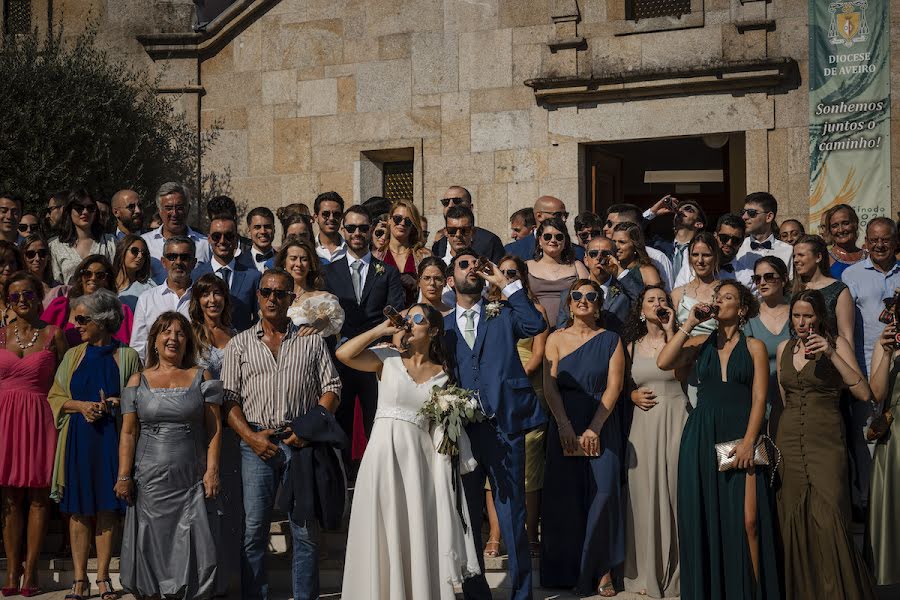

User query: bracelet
[678,326,691,337]
[118,476,132,482]
[849,376,863,387]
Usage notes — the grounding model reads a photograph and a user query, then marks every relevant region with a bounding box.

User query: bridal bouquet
[419,385,485,456]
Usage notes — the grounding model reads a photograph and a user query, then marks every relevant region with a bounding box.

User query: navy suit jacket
[444,290,548,434]
[323,256,405,340]
[192,259,261,332]
[504,232,586,262]
[431,226,505,263]
[555,268,643,334]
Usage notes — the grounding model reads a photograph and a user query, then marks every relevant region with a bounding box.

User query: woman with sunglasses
[743,257,791,424]
[370,214,390,260]
[541,279,625,597]
[621,285,688,598]
[792,234,855,347]
[481,256,550,560]
[17,212,41,239]
[48,190,116,286]
[275,238,345,340]
[611,222,662,288]
[527,217,589,331]
[113,235,155,313]
[0,273,68,597]
[416,256,453,315]
[384,200,431,307]
[823,204,866,280]
[0,242,26,328]
[658,281,780,600]
[42,255,134,347]
[20,235,66,309]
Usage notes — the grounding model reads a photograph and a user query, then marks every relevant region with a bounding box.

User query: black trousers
[334,364,378,467]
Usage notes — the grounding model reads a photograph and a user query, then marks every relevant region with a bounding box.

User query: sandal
[483,539,501,558]
[97,578,118,600]
[597,580,617,597]
[65,579,89,600]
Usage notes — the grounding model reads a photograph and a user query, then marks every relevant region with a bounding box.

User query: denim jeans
[240,440,320,600]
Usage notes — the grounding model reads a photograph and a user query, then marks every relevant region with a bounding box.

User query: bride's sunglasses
[406,313,426,326]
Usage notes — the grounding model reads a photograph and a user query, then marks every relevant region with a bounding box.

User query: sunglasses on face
[210,231,236,243]
[456,259,481,270]
[345,224,371,234]
[17,223,39,233]
[577,229,604,242]
[542,233,565,242]
[501,269,518,279]
[407,313,426,326]
[73,315,93,326]
[751,272,781,284]
[163,253,193,263]
[73,204,96,214]
[258,287,295,301]
[80,269,108,281]
[717,233,743,246]
[24,249,48,260]
[319,210,342,221]
[391,215,414,228]
[440,197,467,207]
[128,246,148,257]
[586,249,613,260]
[740,208,762,218]
[373,228,387,238]
[571,290,599,303]
[8,291,36,303]
[446,226,472,237]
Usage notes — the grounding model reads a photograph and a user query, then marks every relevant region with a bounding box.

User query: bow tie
[255,250,274,262]
[720,263,735,273]
[750,240,772,251]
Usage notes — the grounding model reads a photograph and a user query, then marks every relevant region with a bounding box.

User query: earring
[639,313,646,323]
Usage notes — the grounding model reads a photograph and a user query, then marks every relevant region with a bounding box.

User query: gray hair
[163,235,196,256]
[156,182,189,206]
[71,289,125,334]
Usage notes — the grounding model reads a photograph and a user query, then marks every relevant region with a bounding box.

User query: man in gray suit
[556,235,642,333]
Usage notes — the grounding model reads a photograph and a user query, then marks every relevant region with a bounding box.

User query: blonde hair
[389,199,427,256]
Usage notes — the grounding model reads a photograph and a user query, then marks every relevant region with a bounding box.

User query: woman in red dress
[382,199,431,307]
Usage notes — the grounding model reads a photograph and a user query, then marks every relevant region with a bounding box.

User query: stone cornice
[524,57,799,107]
[137,0,280,60]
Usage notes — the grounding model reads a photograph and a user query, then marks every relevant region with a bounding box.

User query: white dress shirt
[142,226,211,284]
[249,246,275,273]
[316,234,348,265]
[211,256,237,290]
[734,234,794,294]
[131,282,193,362]
[646,245,674,292]
[454,280,524,332]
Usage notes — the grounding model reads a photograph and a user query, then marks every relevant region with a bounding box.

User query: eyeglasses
[577,229,603,242]
[751,273,781,284]
[740,208,762,218]
[258,287,295,300]
[73,315,93,326]
[80,269,108,281]
[73,204,96,214]
[446,226,472,237]
[501,269,518,279]
[541,211,569,220]
[8,291,36,303]
[163,252,193,263]
[24,249,49,260]
[128,246,148,257]
[344,224,371,234]
[373,228,387,239]
[440,197,467,207]
[391,215,414,228]
[17,223,39,233]
[542,233,565,242]
[319,210,342,221]
[717,233,743,246]
[571,290,599,303]
[161,204,186,214]
[210,231,236,243]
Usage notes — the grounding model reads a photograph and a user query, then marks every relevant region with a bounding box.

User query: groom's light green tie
[463,309,476,349]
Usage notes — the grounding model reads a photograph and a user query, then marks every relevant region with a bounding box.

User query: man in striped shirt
[222,268,341,600]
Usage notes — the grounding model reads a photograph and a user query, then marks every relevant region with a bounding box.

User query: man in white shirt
[131,236,196,361]
[313,191,348,265]
[142,182,210,283]
[673,213,745,288]
[245,206,277,272]
[602,203,675,290]
[734,192,794,293]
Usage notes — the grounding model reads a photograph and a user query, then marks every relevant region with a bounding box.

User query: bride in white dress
[335,304,481,599]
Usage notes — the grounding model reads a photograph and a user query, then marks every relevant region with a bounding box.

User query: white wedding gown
[341,347,481,600]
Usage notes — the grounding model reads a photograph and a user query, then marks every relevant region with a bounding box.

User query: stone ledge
[735,19,776,33]
[524,57,799,107]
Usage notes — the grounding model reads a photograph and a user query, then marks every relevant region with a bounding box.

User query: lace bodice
[371,347,448,428]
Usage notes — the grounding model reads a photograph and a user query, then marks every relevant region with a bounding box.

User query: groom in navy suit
[444,247,547,600]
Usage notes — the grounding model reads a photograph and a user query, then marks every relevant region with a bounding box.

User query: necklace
[13,325,40,350]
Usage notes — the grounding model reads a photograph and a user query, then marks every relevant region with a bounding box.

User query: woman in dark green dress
[658,280,780,599]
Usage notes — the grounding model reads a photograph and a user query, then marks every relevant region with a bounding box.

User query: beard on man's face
[454,273,485,296]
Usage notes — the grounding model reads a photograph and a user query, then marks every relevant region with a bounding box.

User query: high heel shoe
[21,586,44,597]
[1,573,21,596]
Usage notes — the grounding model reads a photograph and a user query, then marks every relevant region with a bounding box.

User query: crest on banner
[828,1,870,47]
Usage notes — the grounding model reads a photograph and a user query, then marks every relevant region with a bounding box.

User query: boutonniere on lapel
[607,285,620,299]
[485,301,503,320]
[374,262,385,276]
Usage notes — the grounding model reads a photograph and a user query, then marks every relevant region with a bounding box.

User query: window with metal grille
[627,0,691,20]
[382,161,414,201]
[3,0,31,35]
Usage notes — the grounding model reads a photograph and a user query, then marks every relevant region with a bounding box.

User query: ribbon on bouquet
[451,455,468,534]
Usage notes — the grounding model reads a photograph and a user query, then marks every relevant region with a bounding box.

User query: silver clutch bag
[715,435,781,485]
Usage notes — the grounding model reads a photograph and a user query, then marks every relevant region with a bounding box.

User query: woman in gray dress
[115,311,224,600]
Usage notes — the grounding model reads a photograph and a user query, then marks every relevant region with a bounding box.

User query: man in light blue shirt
[141,182,210,283]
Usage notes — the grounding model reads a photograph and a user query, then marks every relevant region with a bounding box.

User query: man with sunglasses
[734,192,793,286]
[193,215,262,332]
[574,211,605,248]
[141,182,210,284]
[44,190,68,236]
[431,186,504,262]
[444,247,546,600]
[672,213,745,288]
[111,189,144,240]
[323,206,404,470]
[505,195,586,261]
[131,236,197,361]
[314,191,348,265]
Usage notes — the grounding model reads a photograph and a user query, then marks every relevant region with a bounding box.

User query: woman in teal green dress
[658,280,780,599]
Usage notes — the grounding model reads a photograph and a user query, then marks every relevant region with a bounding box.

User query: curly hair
[274,237,325,291]
[66,255,116,299]
[534,217,576,264]
[622,284,675,344]
[715,280,759,323]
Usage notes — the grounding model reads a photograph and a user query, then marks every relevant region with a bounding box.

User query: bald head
[441,186,472,216]
[111,189,143,233]
[533,196,568,224]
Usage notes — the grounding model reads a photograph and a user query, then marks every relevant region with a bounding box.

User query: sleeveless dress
[777,341,875,599]
[743,316,790,420]
[540,331,624,594]
[677,294,717,407]
[341,348,480,599]
[623,351,689,597]
[119,369,224,599]
[529,272,577,330]
[677,332,780,600]
[384,251,419,308]
[0,326,59,487]
[816,280,848,338]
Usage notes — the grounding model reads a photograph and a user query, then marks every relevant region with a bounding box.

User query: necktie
[218,266,231,289]
[255,250,274,263]
[673,243,688,275]
[463,309,476,349]
[750,240,772,251]
[351,261,363,302]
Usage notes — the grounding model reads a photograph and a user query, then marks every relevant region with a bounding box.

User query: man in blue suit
[505,195,585,261]
[193,215,261,332]
[445,247,547,600]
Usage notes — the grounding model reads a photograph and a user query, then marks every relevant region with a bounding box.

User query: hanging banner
[808,0,891,233]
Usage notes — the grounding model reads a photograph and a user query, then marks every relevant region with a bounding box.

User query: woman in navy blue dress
[541,279,625,597]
